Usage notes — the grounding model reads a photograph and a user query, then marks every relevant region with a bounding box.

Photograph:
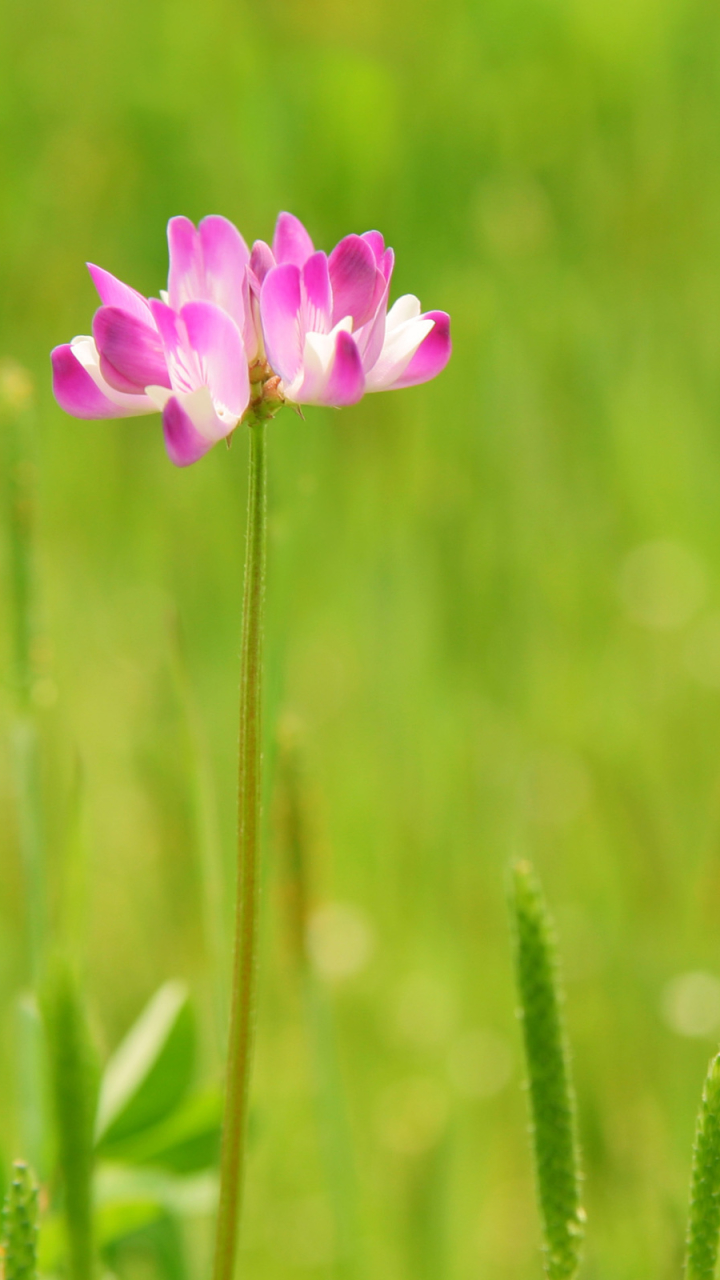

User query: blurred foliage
[2,0,720,1276]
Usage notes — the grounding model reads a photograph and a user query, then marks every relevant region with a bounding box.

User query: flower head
[52,216,254,466]
[255,213,451,407]
[51,211,451,465]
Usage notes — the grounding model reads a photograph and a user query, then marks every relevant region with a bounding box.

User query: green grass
[3,0,720,1275]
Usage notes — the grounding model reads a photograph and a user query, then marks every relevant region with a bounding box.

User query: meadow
[3,0,720,1276]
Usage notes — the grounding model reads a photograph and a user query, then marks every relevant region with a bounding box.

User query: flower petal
[354,272,391,369]
[51,341,155,418]
[162,393,218,467]
[328,234,378,327]
[324,330,365,406]
[181,300,249,421]
[363,300,435,392]
[149,299,201,395]
[301,252,332,335]
[198,215,250,329]
[87,264,154,326]
[167,216,204,311]
[93,306,171,392]
[388,311,451,389]
[361,230,385,263]
[260,264,303,383]
[272,212,314,267]
[249,240,275,290]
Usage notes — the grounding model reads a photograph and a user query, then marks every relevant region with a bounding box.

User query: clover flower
[51,211,450,464]
[252,212,451,406]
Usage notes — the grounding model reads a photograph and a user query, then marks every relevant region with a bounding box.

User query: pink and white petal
[167,216,203,311]
[288,321,360,405]
[324,330,365,406]
[199,215,250,328]
[272,212,315,266]
[354,272,390,368]
[328,234,378,327]
[87,265,154,326]
[51,341,155,419]
[93,306,171,391]
[361,230,385,263]
[260,264,303,383]
[181,300,250,421]
[363,312,435,392]
[149,299,201,395]
[162,394,217,467]
[249,240,275,290]
[301,252,332,334]
[387,311,451,389]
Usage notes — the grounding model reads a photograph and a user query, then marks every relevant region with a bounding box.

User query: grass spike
[2,1160,39,1280]
[685,1051,720,1280]
[510,860,585,1280]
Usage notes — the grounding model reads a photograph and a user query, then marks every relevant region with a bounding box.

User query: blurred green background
[3,0,720,1275]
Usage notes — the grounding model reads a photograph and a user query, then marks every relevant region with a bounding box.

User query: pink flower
[254,213,451,407]
[51,210,451,466]
[51,216,253,466]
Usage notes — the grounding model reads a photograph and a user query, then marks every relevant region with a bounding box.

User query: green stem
[213,418,267,1280]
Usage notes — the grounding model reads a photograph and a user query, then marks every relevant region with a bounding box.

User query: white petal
[385,295,421,331]
[364,316,434,392]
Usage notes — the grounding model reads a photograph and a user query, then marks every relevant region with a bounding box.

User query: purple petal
[51,344,143,419]
[260,264,303,383]
[87,264,154,326]
[162,395,216,467]
[361,230,385,263]
[167,216,203,311]
[301,252,332,334]
[272,212,314,267]
[181,300,249,419]
[93,306,171,392]
[249,240,275,290]
[198,215,249,328]
[328,234,378,327]
[325,331,365,406]
[387,311,451,390]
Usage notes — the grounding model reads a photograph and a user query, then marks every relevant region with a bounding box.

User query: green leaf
[95,1088,222,1174]
[510,861,585,1280]
[2,1161,38,1280]
[95,982,195,1149]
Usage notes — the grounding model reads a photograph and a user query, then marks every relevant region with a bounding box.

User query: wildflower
[51,216,253,466]
[255,213,451,407]
[51,211,451,465]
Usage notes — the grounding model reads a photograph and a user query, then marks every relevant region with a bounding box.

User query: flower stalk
[213,414,267,1280]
